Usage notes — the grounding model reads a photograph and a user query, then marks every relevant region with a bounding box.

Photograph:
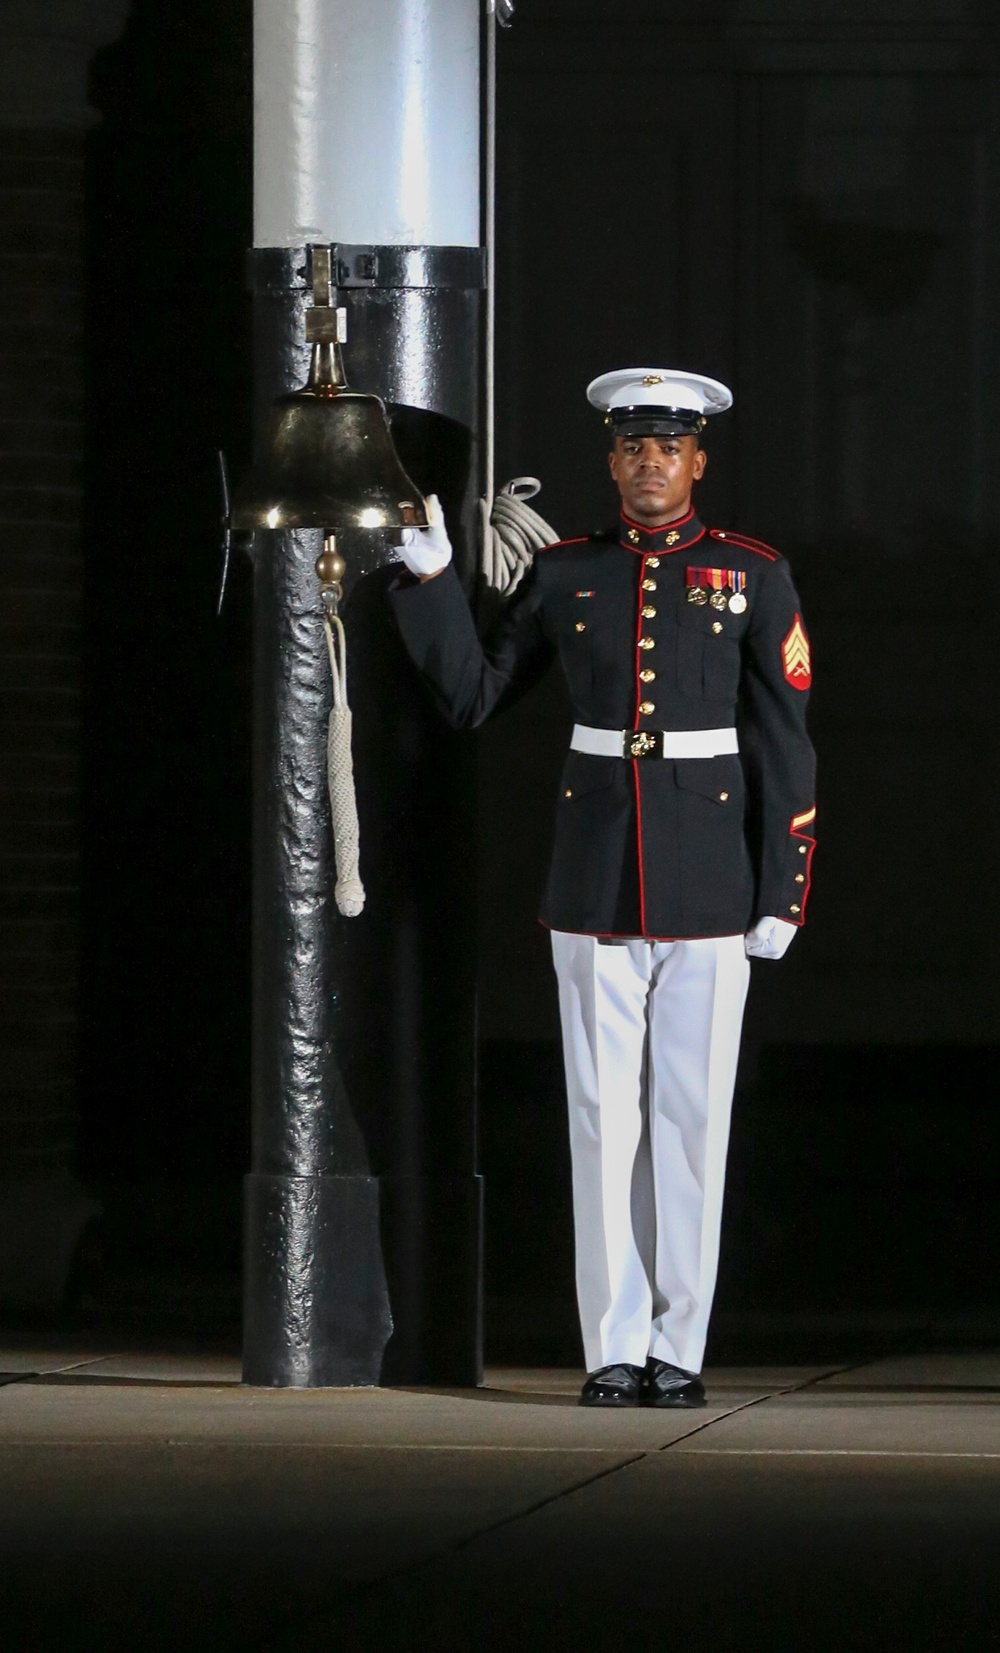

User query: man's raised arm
[388,494,554,730]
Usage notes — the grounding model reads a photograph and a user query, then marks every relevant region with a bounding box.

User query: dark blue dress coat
[389,507,816,940]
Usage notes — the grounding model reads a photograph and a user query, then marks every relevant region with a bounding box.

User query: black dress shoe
[642,1358,706,1408]
[579,1363,645,1407]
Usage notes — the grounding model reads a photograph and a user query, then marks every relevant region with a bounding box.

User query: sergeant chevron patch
[781,614,812,689]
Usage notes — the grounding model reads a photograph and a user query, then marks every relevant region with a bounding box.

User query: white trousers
[550,930,750,1376]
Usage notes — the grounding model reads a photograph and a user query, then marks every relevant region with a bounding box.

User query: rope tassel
[323,613,365,918]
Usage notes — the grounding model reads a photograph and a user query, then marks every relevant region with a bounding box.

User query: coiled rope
[479,478,559,596]
[323,611,365,918]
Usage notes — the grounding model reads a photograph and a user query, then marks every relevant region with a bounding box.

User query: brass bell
[230,248,427,534]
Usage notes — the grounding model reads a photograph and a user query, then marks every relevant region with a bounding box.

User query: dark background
[2,0,998,1359]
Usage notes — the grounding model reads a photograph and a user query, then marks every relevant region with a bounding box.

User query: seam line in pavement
[657,1361,869,1453]
[290,1447,650,1642]
[0,1357,123,1388]
[421,1450,648,1542]
[676,1449,1000,1459]
[0,1440,650,1453]
[802,1385,1000,1395]
[282,1367,877,1644]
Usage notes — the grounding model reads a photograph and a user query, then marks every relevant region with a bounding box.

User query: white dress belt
[570,724,739,759]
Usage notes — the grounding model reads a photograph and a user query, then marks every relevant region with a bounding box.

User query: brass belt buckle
[624,729,662,760]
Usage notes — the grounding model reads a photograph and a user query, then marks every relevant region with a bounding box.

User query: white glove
[745,916,798,960]
[393,492,453,578]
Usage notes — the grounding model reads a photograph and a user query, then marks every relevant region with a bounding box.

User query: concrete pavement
[1,1342,997,1650]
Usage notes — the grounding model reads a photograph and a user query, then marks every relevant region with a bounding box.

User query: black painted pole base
[242,1172,393,1387]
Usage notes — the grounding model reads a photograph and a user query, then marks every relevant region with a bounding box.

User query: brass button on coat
[795,873,805,883]
[712,621,723,634]
[641,605,657,618]
[642,578,657,591]
[638,637,655,650]
[798,844,807,854]
[640,668,655,682]
[646,556,660,568]
[564,789,573,798]
[575,621,586,632]
[639,700,655,715]
[790,904,801,914]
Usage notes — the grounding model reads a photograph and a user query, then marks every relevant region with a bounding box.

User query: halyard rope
[323,612,365,918]
[480,5,559,594]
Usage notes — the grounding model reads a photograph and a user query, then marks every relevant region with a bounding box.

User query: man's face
[608,433,707,525]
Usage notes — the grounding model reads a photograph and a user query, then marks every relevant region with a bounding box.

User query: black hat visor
[607,404,707,438]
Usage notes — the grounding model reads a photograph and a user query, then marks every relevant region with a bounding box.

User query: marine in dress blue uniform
[390,369,816,1407]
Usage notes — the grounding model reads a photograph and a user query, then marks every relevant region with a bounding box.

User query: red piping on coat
[621,505,696,534]
[708,528,779,562]
[788,820,817,924]
[632,554,648,933]
[538,536,590,552]
[633,760,647,936]
[632,555,646,734]
[619,523,706,557]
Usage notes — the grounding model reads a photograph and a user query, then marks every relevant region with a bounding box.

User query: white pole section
[254,0,480,249]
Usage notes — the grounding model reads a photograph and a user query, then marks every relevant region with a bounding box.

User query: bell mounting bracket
[301,244,382,296]
[305,246,348,346]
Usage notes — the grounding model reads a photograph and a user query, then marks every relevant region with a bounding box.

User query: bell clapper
[315,531,346,617]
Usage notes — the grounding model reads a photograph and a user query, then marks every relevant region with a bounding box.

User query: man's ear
[693,445,708,481]
[608,447,620,482]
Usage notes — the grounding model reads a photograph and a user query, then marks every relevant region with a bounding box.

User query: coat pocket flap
[561,751,618,799]
[673,754,741,803]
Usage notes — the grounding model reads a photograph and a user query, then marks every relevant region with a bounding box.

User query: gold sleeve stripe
[791,807,816,830]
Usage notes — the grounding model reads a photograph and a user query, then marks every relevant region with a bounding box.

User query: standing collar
[618,506,705,554]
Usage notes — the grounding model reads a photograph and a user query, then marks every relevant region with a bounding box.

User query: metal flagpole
[243,0,485,1387]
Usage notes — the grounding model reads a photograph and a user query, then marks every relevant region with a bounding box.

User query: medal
[686,567,709,606]
[728,592,747,614]
[728,570,747,613]
[706,566,729,609]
